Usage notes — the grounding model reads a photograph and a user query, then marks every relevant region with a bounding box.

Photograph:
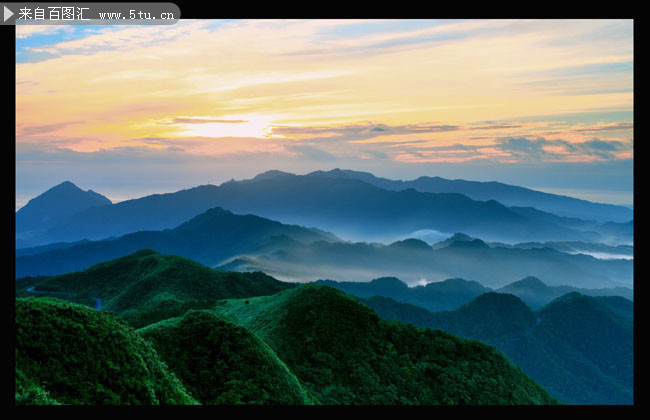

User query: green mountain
[418,292,538,342]
[526,292,633,404]
[362,292,633,404]
[15,252,559,405]
[138,310,315,405]
[16,249,297,328]
[496,276,633,309]
[214,284,557,405]
[15,298,197,405]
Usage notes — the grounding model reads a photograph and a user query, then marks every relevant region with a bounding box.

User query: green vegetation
[15,297,197,405]
[215,284,557,405]
[362,291,633,404]
[17,249,296,328]
[139,310,315,405]
[15,251,563,405]
[426,293,538,341]
[521,292,633,404]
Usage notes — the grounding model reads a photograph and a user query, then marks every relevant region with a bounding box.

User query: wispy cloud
[16,25,74,39]
[392,136,632,163]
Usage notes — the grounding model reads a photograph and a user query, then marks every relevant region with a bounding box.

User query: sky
[15,19,634,208]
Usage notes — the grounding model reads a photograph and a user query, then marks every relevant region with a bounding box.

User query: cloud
[15,19,633,186]
[16,121,81,137]
[16,25,74,39]
[571,122,633,133]
[272,122,461,143]
[23,21,213,56]
[494,136,628,161]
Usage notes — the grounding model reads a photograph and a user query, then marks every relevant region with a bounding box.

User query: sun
[174,115,281,139]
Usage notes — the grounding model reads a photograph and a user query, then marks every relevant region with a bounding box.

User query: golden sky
[17,19,633,160]
[15,19,634,205]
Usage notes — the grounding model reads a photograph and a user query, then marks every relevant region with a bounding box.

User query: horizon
[15,166,635,212]
[16,19,633,210]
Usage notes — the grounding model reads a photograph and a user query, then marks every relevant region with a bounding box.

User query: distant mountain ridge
[319,276,632,312]
[495,276,634,309]
[308,168,633,222]
[317,277,490,312]
[15,170,632,247]
[221,233,632,289]
[15,207,336,279]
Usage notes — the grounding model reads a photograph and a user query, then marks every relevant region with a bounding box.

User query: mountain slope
[362,292,633,404]
[314,168,632,222]
[15,207,336,278]
[214,284,557,405]
[15,298,197,405]
[16,249,297,328]
[138,310,315,405]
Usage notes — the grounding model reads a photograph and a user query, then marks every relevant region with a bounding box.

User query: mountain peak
[509,276,547,289]
[53,180,79,189]
[460,293,534,320]
[423,278,488,293]
[450,233,473,241]
[432,233,477,249]
[16,181,112,239]
[369,277,409,289]
[307,168,349,178]
[446,238,489,249]
[29,181,111,204]
[388,238,432,250]
[171,207,235,231]
[549,291,585,304]
[251,170,295,181]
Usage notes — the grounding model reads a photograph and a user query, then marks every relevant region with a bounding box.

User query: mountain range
[319,275,633,312]
[16,206,632,289]
[13,169,634,405]
[308,168,633,222]
[221,231,632,289]
[15,171,633,247]
[15,207,336,279]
